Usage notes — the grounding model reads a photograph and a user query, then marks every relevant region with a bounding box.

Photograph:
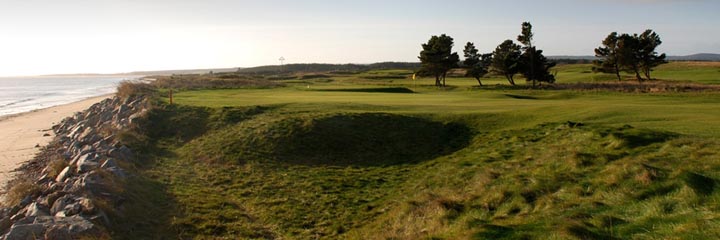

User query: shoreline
[0,94,114,189]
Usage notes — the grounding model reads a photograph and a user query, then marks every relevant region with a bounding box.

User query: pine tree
[593,32,622,81]
[419,34,459,87]
[519,47,556,85]
[637,29,668,80]
[516,22,555,86]
[491,40,522,86]
[617,33,644,82]
[463,42,492,86]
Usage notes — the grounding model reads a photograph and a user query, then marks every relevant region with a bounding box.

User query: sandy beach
[0,95,113,188]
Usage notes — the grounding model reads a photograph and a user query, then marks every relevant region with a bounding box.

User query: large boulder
[2,223,46,240]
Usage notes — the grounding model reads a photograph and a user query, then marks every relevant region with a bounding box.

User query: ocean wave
[0,97,36,109]
[0,75,142,117]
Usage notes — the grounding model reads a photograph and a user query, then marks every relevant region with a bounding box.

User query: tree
[491,40,522,86]
[418,34,459,87]
[463,42,492,86]
[593,32,622,81]
[516,22,555,86]
[517,22,534,86]
[616,33,644,82]
[519,47,556,85]
[517,22,533,48]
[637,29,667,80]
[604,30,667,82]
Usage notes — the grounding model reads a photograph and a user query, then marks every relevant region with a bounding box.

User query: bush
[117,80,155,99]
[3,180,40,207]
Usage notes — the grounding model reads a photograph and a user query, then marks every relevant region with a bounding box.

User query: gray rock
[78,198,96,215]
[0,216,11,236]
[76,171,104,194]
[92,140,108,152]
[78,127,98,143]
[9,212,24,222]
[108,146,134,161]
[78,144,94,156]
[100,158,118,169]
[50,195,74,215]
[43,225,72,240]
[19,196,32,208]
[45,192,64,208]
[128,97,144,108]
[128,109,147,125]
[1,95,145,239]
[2,223,47,240]
[106,167,126,178]
[63,204,82,217]
[46,184,62,194]
[14,216,36,225]
[98,110,113,124]
[77,161,98,173]
[88,211,110,226]
[55,166,72,182]
[67,125,84,139]
[36,174,51,185]
[24,203,49,217]
[75,153,99,173]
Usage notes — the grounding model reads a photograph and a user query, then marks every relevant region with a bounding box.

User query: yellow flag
[412,73,416,80]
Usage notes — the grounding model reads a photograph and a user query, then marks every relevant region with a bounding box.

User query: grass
[170,88,720,138]
[113,62,720,239]
[552,62,720,84]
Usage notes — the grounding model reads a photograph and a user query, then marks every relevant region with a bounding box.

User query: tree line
[419,22,556,87]
[418,23,667,87]
[593,30,667,82]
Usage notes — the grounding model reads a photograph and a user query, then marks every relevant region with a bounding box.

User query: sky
[0,0,718,76]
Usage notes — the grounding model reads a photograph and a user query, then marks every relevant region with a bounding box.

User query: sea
[0,75,142,118]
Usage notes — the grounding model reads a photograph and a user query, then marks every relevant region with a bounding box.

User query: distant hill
[124,62,421,76]
[236,62,421,74]
[41,54,719,77]
[667,53,720,61]
[548,53,720,62]
[548,55,597,60]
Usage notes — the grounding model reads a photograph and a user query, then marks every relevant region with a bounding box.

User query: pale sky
[0,0,718,76]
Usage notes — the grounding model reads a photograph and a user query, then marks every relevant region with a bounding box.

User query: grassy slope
[115,63,720,239]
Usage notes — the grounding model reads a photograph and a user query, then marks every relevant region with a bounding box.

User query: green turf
[113,63,720,239]
[170,88,720,138]
[552,62,720,84]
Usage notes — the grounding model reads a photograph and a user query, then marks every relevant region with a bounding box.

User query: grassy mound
[184,112,470,166]
[114,101,720,239]
[350,122,720,239]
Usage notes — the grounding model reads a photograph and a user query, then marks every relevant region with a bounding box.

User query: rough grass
[150,73,283,90]
[116,80,154,99]
[2,180,40,207]
[348,123,720,239]
[111,63,720,239]
[119,107,720,239]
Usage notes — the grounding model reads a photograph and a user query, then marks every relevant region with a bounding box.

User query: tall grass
[116,80,155,99]
[151,74,283,90]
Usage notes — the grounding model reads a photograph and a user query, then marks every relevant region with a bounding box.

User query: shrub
[3,180,40,207]
[117,80,155,99]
